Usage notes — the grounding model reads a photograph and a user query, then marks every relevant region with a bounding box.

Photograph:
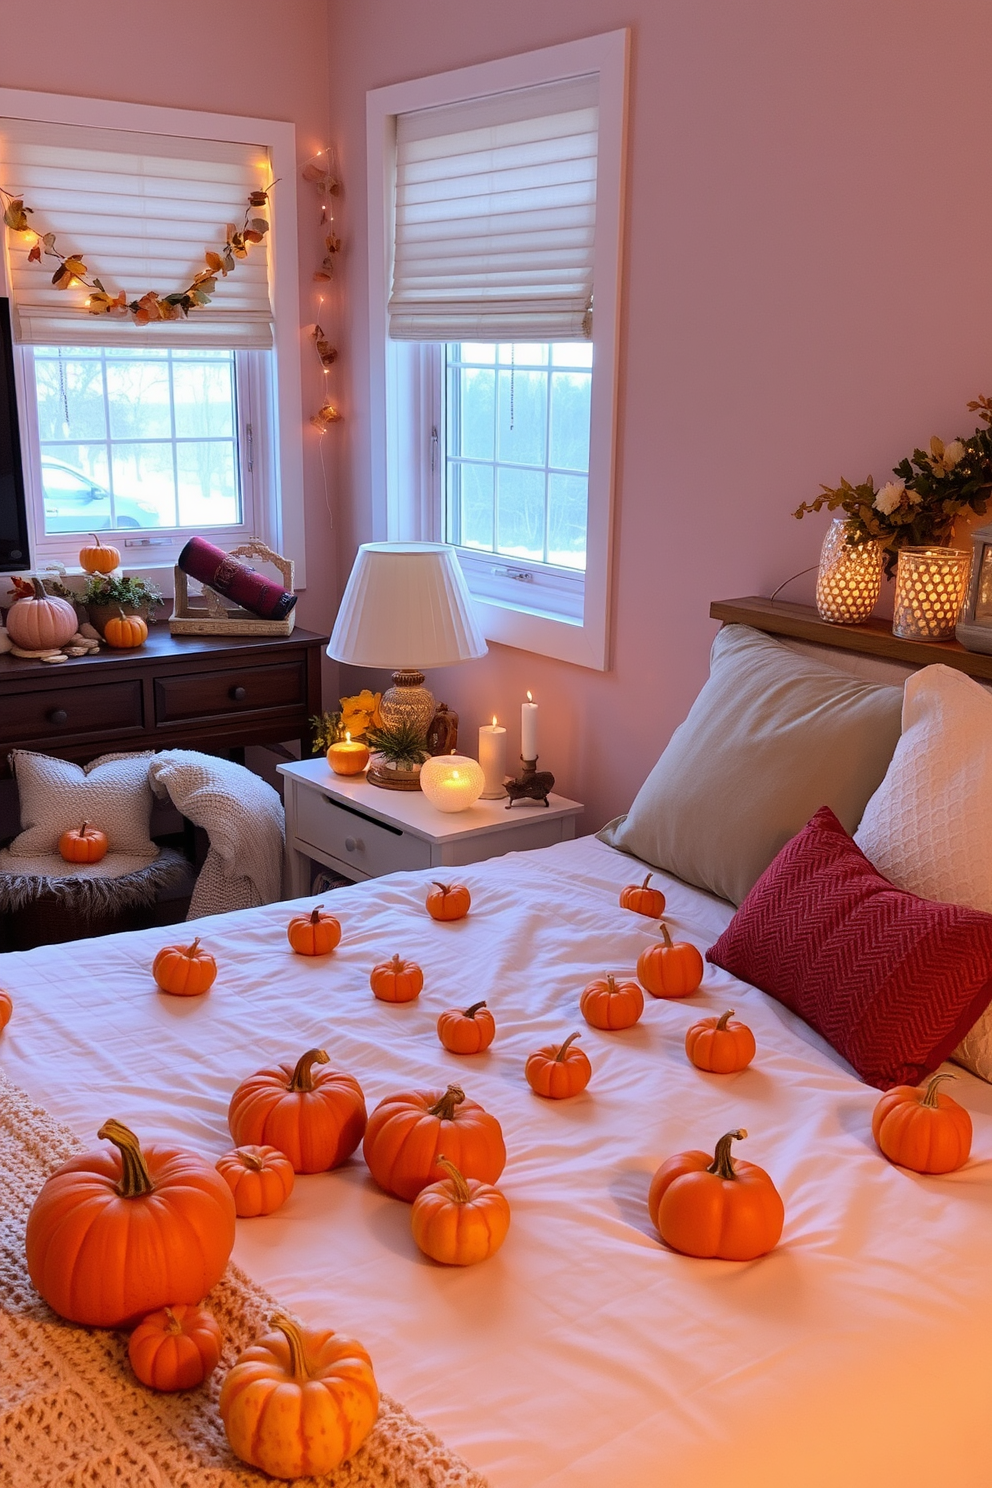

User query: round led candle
[420,754,485,813]
[327,731,370,776]
[478,716,507,799]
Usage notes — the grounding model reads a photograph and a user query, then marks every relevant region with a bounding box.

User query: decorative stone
[10,644,62,659]
[79,623,101,640]
[40,653,69,664]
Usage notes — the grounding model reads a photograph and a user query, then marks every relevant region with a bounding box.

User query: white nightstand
[278,757,584,895]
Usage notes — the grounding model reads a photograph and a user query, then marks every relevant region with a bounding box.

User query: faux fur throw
[149,750,284,918]
[0,847,193,916]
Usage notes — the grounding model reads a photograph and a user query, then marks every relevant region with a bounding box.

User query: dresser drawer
[0,679,143,745]
[154,660,305,724]
[297,791,432,877]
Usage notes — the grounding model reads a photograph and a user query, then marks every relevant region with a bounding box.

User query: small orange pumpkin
[363,1084,506,1201]
[872,1072,972,1174]
[78,532,121,574]
[637,924,704,998]
[685,1009,756,1073]
[216,1145,296,1217]
[411,1155,511,1265]
[619,873,666,918]
[5,577,78,650]
[525,1031,592,1099]
[103,608,148,649]
[58,820,109,864]
[648,1128,784,1260]
[370,953,424,1003]
[426,880,471,921]
[128,1303,222,1391]
[0,989,11,1034]
[437,1000,496,1054]
[220,1311,379,1479]
[287,905,341,956]
[580,974,644,1031]
[152,937,217,996]
[228,1048,367,1175]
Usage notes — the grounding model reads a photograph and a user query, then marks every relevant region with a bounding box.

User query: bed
[1,630,991,1487]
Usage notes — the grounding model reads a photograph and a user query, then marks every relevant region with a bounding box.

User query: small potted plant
[83,575,164,637]
[365,719,431,791]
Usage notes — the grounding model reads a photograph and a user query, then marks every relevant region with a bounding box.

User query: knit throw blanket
[0,1071,489,1488]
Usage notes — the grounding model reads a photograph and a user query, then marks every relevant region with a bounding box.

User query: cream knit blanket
[0,1070,489,1488]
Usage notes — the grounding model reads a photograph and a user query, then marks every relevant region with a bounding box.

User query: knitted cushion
[706,806,992,1089]
[9,750,156,859]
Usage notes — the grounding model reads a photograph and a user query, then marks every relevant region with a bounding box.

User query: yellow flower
[339,689,383,740]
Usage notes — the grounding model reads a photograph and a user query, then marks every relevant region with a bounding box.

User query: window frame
[0,86,306,584]
[366,30,629,671]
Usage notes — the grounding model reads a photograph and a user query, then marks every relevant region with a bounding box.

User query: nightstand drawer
[154,660,305,723]
[0,679,143,745]
[297,791,432,877]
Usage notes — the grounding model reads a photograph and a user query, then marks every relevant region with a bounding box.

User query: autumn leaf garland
[0,184,271,326]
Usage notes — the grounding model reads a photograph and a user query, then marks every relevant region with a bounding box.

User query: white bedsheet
[1,835,990,1488]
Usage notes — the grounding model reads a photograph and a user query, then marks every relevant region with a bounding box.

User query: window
[367,31,628,669]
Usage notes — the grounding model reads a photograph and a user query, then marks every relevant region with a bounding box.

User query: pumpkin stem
[391,954,404,970]
[30,577,47,600]
[309,906,324,924]
[707,1129,748,1181]
[716,1010,734,1030]
[271,1312,310,1382]
[428,1084,465,1121]
[79,821,90,837]
[239,1148,265,1171]
[434,1154,472,1202]
[433,881,452,895]
[555,1031,582,1062]
[98,1118,155,1198]
[289,1048,330,1092]
[187,937,201,957]
[641,874,653,889]
[659,924,674,950]
[921,1072,956,1107]
[605,974,616,993]
[464,1000,487,1019]
[164,1306,183,1335]
[92,533,102,546]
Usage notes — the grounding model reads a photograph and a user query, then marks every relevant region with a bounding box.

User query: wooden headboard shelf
[710,595,992,682]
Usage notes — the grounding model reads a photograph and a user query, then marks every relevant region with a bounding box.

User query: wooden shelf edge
[710,596,992,681]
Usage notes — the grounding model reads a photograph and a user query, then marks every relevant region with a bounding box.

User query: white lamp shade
[419,754,485,812]
[327,542,488,668]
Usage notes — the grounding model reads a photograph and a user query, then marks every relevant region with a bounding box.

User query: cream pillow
[10,750,157,859]
[855,664,992,1082]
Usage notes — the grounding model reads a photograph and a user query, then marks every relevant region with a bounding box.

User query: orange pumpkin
[637,924,704,999]
[363,1083,506,1201]
[685,1009,756,1073]
[872,1072,972,1174]
[228,1048,367,1175]
[286,905,341,957]
[25,1117,236,1327]
[648,1128,784,1260]
[525,1031,592,1099]
[216,1145,296,1217]
[426,880,471,921]
[103,608,148,649]
[0,989,11,1034]
[152,937,217,996]
[580,974,644,1031]
[78,532,121,574]
[437,1000,496,1054]
[5,577,78,650]
[411,1155,510,1265]
[128,1303,222,1391]
[220,1311,379,1479]
[619,873,666,918]
[58,820,109,864]
[370,953,424,1003]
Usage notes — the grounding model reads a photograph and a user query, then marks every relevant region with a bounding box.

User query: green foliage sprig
[310,710,344,754]
[365,719,431,768]
[81,574,163,610]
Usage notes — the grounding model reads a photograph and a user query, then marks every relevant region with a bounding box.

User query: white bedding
[1,835,990,1488]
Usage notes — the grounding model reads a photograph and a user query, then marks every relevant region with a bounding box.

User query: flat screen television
[0,296,31,571]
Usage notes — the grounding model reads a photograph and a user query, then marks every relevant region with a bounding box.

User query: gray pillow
[598,624,903,905]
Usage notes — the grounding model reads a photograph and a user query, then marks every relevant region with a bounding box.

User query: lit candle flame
[492,715,498,728]
[526,691,533,703]
[452,770,460,780]
[345,731,351,744]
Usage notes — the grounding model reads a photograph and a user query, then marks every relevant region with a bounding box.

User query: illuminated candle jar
[327,731,370,776]
[893,547,972,641]
[419,754,486,813]
[478,716,507,799]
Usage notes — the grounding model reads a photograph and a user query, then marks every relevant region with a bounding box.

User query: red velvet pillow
[706,806,992,1089]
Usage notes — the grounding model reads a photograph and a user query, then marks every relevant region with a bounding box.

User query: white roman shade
[388,74,599,343]
[0,118,274,348]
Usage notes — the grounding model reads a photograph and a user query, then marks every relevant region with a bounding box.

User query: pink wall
[326,0,992,829]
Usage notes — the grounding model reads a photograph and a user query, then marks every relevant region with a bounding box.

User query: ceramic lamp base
[378,670,436,737]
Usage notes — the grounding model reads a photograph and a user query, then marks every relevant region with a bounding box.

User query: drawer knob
[344,836,363,853]
[48,708,68,726]
[230,686,247,701]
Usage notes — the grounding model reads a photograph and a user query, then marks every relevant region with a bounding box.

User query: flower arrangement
[794,395,992,575]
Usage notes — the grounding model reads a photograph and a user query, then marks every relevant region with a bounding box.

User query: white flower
[942,439,966,471]
[874,480,906,516]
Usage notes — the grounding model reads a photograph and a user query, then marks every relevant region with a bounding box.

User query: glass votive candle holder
[815,517,883,624]
[419,754,485,813]
[892,547,972,641]
[327,733,370,775]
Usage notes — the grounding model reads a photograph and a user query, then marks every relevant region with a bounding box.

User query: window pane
[548,473,587,569]
[111,442,178,526]
[496,466,545,560]
[497,369,547,466]
[35,359,107,442]
[106,361,172,441]
[549,371,592,472]
[40,446,113,533]
[458,368,495,460]
[177,442,239,526]
[460,463,495,551]
[173,360,235,439]
[551,342,593,368]
[459,343,496,364]
[497,343,548,366]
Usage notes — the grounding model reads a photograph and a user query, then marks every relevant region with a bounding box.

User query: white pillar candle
[521,691,539,760]
[478,717,507,799]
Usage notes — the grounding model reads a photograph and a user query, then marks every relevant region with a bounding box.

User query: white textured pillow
[855,665,992,1082]
[10,750,156,858]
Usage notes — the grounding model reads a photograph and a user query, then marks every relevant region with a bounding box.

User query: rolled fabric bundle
[178,538,297,621]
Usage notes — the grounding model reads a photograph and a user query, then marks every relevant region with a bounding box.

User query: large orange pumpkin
[685,1009,756,1073]
[370,954,423,1003]
[648,1128,784,1260]
[619,873,666,918]
[128,1303,222,1391]
[152,937,217,996]
[228,1048,367,1174]
[0,989,12,1034]
[216,1145,296,1217]
[363,1084,506,1201]
[58,821,109,864]
[411,1155,510,1266]
[437,1000,496,1054]
[103,609,148,649]
[79,532,121,574]
[220,1312,379,1480]
[580,974,644,1031]
[426,881,471,921]
[5,577,78,650]
[637,924,704,998]
[524,1031,592,1099]
[25,1117,236,1327]
[287,905,341,956]
[872,1073,972,1174]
